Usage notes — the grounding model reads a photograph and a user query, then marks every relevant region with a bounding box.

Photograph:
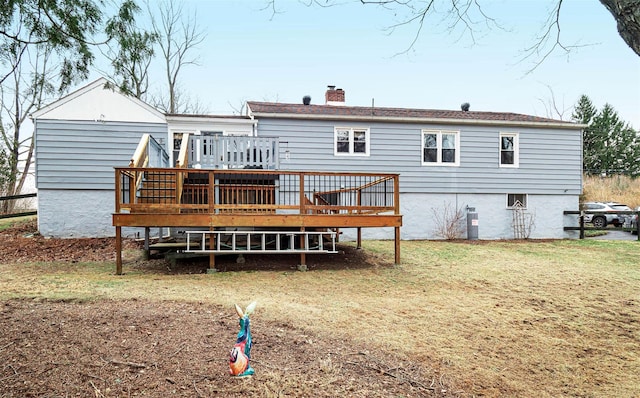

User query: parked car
[623,206,639,234]
[582,202,632,228]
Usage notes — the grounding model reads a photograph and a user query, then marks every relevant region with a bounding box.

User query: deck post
[356,227,362,249]
[298,227,307,271]
[394,175,401,265]
[116,226,123,275]
[208,231,218,272]
[394,226,400,265]
[144,227,150,259]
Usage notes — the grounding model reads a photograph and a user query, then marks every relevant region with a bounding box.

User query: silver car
[583,202,631,228]
[623,206,639,234]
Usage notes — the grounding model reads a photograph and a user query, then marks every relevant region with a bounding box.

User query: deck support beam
[394,226,401,265]
[208,232,217,272]
[298,227,307,271]
[356,227,362,249]
[116,226,123,275]
[144,227,150,260]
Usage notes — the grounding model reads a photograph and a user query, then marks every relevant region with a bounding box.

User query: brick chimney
[325,85,345,105]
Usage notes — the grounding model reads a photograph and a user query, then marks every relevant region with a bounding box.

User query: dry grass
[0,215,35,231]
[1,239,639,397]
[583,174,640,208]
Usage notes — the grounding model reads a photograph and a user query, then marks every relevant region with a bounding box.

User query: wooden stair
[138,171,178,204]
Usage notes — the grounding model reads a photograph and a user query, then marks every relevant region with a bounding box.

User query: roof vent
[461,102,470,112]
[303,95,311,105]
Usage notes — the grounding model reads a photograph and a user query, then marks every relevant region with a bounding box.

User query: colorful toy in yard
[229,301,257,377]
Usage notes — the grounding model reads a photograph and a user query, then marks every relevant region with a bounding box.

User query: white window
[500,132,519,167]
[421,130,460,166]
[507,193,527,209]
[334,128,369,156]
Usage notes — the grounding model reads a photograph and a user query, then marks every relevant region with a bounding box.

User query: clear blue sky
[139,0,640,127]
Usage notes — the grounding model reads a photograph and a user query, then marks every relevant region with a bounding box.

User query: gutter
[165,115,252,125]
[249,112,586,130]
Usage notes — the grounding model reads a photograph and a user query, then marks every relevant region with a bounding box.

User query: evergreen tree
[573,95,640,176]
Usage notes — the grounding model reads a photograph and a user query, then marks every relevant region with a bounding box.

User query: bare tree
[0,42,55,213]
[154,85,209,115]
[102,1,158,99]
[0,0,143,213]
[148,0,206,114]
[600,0,640,56]
[268,1,640,67]
[536,84,571,121]
[431,202,466,240]
[228,99,248,116]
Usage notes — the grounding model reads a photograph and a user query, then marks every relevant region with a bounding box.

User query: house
[32,80,402,274]
[31,78,167,238]
[246,86,583,241]
[31,79,582,272]
[30,78,255,238]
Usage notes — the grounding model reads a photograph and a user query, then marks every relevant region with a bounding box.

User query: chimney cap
[327,85,336,90]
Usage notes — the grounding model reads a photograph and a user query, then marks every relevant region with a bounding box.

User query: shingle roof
[246,101,581,128]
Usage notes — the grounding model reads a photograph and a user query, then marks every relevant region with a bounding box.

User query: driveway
[588,230,639,241]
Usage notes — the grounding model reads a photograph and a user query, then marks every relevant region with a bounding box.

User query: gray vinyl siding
[35,119,168,190]
[257,118,582,195]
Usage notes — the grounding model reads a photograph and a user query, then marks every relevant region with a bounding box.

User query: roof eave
[165,114,253,124]
[249,112,585,130]
[30,77,165,121]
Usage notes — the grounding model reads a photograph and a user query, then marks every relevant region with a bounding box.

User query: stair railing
[130,134,150,168]
[175,134,190,168]
[128,134,172,203]
[175,134,190,205]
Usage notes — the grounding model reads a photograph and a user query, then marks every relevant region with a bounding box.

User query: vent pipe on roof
[303,95,311,105]
[461,102,470,112]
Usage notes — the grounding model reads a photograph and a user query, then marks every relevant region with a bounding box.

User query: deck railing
[188,135,279,169]
[130,134,170,168]
[175,133,190,205]
[115,168,399,216]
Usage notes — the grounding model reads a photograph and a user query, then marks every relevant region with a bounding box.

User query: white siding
[339,193,580,240]
[37,189,144,238]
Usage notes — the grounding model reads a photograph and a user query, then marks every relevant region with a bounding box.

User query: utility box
[467,207,478,240]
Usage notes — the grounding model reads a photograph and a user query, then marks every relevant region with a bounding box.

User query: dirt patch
[0,219,389,273]
[0,299,451,398]
[0,220,454,397]
[0,219,142,264]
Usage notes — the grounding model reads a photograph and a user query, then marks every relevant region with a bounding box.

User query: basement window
[507,193,527,209]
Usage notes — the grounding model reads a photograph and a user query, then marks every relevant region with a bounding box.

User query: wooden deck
[113,168,402,274]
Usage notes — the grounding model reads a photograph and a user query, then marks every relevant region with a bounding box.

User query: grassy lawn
[1,238,638,397]
[0,215,35,231]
